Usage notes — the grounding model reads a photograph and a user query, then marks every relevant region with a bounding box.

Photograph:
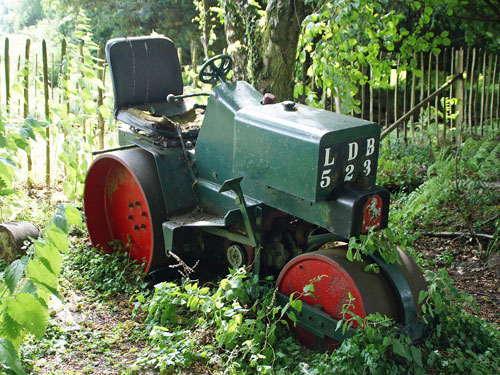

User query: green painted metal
[218,177,257,247]
[195,81,263,186]
[368,253,417,326]
[275,292,354,342]
[234,103,380,203]
[191,81,389,240]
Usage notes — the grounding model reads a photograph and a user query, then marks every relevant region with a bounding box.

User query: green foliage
[0,205,82,375]
[134,269,299,373]
[271,269,500,375]
[377,138,434,192]
[298,0,456,113]
[63,239,146,298]
[0,115,47,218]
[389,135,500,237]
[131,265,500,375]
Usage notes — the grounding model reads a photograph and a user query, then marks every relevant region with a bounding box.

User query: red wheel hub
[84,149,168,273]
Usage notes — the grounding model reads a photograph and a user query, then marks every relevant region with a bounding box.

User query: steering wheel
[199,54,233,84]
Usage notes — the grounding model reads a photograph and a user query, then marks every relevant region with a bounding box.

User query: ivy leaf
[7,293,48,339]
[3,259,27,294]
[0,338,27,375]
[290,299,303,312]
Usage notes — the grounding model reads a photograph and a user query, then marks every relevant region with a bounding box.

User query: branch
[422,231,494,241]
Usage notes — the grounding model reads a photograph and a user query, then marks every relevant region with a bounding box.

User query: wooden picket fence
[350,48,499,143]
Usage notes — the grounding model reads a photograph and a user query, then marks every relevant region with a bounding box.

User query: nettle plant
[134,268,307,373]
[0,205,82,375]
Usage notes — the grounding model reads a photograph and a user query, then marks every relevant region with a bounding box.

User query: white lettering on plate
[324,148,335,166]
[348,142,359,161]
[366,138,375,156]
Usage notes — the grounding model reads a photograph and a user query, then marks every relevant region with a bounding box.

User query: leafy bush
[0,205,82,375]
[134,269,300,374]
[132,265,500,375]
[377,139,434,192]
[273,269,500,375]
[63,238,146,297]
[388,135,500,236]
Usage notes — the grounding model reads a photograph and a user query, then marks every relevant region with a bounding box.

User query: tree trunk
[222,0,306,101]
[256,0,305,100]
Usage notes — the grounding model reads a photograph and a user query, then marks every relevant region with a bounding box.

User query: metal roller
[276,246,427,350]
[83,148,169,273]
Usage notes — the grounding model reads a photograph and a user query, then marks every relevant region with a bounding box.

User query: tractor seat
[106,36,192,133]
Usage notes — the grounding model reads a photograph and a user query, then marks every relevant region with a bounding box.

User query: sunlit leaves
[0,338,26,375]
[298,0,455,114]
[0,205,82,373]
[7,293,48,339]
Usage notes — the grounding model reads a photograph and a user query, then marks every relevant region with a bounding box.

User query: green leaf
[65,205,83,228]
[411,346,423,366]
[4,259,27,294]
[418,290,428,304]
[290,299,303,312]
[26,258,58,292]
[7,293,48,339]
[393,339,412,361]
[34,239,62,275]
[45,226,69,254]
[0,338,27,375]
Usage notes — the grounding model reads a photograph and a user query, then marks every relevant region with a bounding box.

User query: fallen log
[0,221,40,262]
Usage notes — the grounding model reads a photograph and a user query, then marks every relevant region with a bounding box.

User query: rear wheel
[83,148,169,273]
[276,246,426,350]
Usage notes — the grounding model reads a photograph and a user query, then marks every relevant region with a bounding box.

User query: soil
[414,236,500,326]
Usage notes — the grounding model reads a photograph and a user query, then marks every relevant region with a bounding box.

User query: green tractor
[83,36,426,349]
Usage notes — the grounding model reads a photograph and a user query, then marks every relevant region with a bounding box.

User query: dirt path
[26,286,155,375]
[415,236,500,326]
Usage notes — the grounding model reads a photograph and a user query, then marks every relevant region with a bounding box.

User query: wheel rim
[84,148,168,273]
[276,247,422,349]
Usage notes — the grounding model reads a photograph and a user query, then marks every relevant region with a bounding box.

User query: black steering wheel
[199,54,233,84]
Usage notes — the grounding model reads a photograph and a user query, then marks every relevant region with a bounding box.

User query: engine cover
[233,102,380,202]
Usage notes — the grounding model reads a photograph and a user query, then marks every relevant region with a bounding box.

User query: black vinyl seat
[105,36,190,133]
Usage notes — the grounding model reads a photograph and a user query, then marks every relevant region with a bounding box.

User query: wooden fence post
[23,39,32,189]
[16,55,21,116]
[490,55,497,131]
[97,45,105,150]
[369,64,374,122]
[42,40,51,188]
[434,52,440,143]
[191,44,198,89]
[454,48,465,145]
[419,52,425,144]
[4,37,10,115]
[468,48,476,135]
[177,47,183,66]
[360,64,366,119]
[480,51,487,135]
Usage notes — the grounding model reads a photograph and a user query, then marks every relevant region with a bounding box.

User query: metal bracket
[276,292,354,342]
[218,177,257,247]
